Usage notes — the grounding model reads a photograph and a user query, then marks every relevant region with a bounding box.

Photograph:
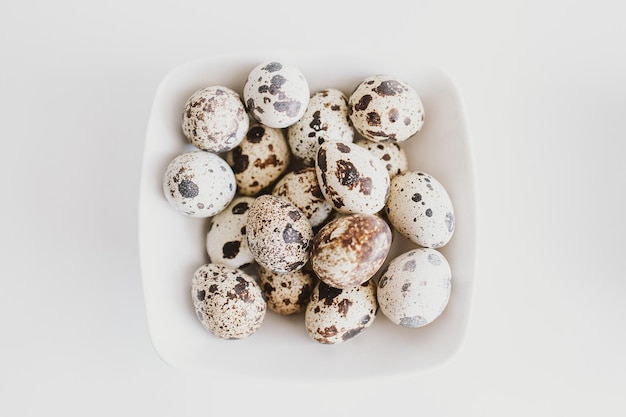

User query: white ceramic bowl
[138,50,476,380]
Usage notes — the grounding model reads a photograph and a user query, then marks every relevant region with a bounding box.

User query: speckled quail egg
[162,151,236,218]
[305,279,377,345]
[354,137,408,179]
[258,265,317,315]
[385,171,455,248]
[224,124,291,196]
[311,213,392,289]
[315,140,390,215]
[191,263,266,339]
[272,167,333,228]
[206,196,255,269]
[287,88,354,166]
[377,248,451,328]
[348,75,424,143]
[181,85,249,153]
[243,61,310,128]
[246,194,314,273]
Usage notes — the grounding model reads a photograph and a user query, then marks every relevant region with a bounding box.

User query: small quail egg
[243,61,310,128]
[181,85,249,153]
[305,279,378,345]
[206,196,255,269]
[349,75,424,142]
[316,140,390,215]
[287,88,354,166]
[354,137,408,179]
[246,194,314,273]
[377,248,451,328]
[258,265,317,315]
[311,214,392,289]
[162,151,236,218]
[224,124,291,196]
[272,167,333,228]
[191,263,266,339]
[385,171,455,248]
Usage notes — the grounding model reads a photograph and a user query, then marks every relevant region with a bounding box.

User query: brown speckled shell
[311,214,392,289]
[191,263,266,339]
[315,140,390,215]
[377,248,451,328]
[348,75,424,143]
[287,88,354,166]
[305,279,377,345]
[385,171,455,248]
[181,86,249,153]
[272,167,333,228]
[258,265,317,315]
[246,194,314,273]
[225,124,291,196]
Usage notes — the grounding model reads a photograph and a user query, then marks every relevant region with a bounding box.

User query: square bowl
[138,49,476,380]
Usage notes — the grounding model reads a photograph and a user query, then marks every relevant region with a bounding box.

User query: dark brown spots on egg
[178,179,199,198]
[331,104,340,111]
[388,108,399,123]
[400,315,427,328]
[247,98,263,114]
[232,202,249,215]
[412,193,422,202]
[274,100,301,117]
[445,212,455,233]
[425,208,433,217]
[336,142,351,153]
[317,147,327,171]
[222,241,241,259]
[337,298,353,318]
[354,94,372,111]
[247,126,265,143]
[282,223,303,244]
[254,154,279,169]
[336,160,360,188]
[342,327,365,341]
[401,282,411,292]
[310,110,323,132]
[403,260,416,272]
[375,80,406,96]
[196,290,206,301]
[428,252,442,266]
[318,326,338,338]
[268,74,287,95]
[358,177,373,195]
[208,284,219,293]
[232,276,252,302]
[263,282,275,294]
[287,210,301,221]
[331,197,344,209]
[318,281,342,306]
[230,147,249,174]
[366,111,381,126]
[297,284,313,306]
[262,62,282,72]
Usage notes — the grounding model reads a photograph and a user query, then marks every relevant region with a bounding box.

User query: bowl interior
[139,50,476,380]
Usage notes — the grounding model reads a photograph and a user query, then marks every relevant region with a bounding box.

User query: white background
[1,0,625,415]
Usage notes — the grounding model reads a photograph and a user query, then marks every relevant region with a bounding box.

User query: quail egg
[348,75,424,142]
[243,61,310,128]
[191,263,266,339]
[162,151,236,218]
[377,248,451,328]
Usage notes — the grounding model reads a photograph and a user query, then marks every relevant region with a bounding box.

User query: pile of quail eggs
[162,61,455,344]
